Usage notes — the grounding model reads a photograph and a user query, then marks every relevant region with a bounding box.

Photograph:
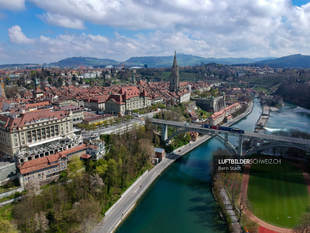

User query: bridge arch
[244,141,310,156]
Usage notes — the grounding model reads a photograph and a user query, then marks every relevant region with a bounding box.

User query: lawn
[247,159,310,228]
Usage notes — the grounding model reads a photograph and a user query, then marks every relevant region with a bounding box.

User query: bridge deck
[151,119,310,146]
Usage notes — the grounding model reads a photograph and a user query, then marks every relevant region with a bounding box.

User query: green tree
[106,159,118,193]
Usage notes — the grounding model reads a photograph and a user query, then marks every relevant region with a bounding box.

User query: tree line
[10,126,155,233]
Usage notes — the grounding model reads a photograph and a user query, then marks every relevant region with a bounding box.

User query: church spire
[169,51,180,93]
[172,50,177,68]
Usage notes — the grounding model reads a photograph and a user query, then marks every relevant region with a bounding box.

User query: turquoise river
[116,99,310,233]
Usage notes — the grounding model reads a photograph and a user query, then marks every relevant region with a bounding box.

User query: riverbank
[212,101,256,233]
[255,104,270,133]
[91,100,254,233]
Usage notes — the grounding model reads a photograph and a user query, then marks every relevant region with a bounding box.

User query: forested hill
[47,55,268,68]
[276,81,310,109]
[1,55,271,68]
[123,54,267,68]
[49,57,119,67]
[253,54,310,68]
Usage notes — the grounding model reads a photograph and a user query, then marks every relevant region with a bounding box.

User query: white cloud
[0,0,25,10]
[28,0,293,31]
[8,25,34,44]
[40,13,85,29]
[4,0,310,63]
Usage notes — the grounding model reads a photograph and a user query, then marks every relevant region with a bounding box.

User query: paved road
[82,110,161,140]
[82,119,144,139]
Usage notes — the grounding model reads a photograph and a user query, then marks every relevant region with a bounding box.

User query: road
[82,110,162,140]
[82,118,144,139]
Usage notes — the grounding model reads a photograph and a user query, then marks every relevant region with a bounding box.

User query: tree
[95,159,108,177]
[0,219,18,233]
[68,156,84,178]
[106,159,118,193]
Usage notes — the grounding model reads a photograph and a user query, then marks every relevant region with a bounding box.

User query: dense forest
[9,126,154,233]
[276,81,310,109]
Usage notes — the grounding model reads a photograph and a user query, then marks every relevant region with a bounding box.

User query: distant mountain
[0,55,277,69]
[254,54,310,68]
[123,54,269,68]
[124,54,207,67]
[49,57,119,67]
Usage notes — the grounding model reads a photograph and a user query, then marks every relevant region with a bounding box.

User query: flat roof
[28,136,63,148]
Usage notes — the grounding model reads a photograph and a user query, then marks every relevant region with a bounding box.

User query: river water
[265,103,310,134]
[116,99,309,233]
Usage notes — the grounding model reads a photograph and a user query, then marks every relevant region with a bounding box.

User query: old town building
[18,152,67,186]
[0,109,82,164]
[209,102,241,126]
[105,86,151,115]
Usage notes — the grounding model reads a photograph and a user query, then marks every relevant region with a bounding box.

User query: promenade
[91,101,254,233]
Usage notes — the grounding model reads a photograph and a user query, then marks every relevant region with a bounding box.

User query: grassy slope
[247,160,310,228]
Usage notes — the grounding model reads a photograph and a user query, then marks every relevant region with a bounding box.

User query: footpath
[91,100,254,233]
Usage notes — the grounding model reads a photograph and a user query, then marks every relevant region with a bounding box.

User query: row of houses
[209,102,242,126]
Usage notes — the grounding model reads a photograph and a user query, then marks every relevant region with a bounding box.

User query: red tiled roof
[63,144,86,155]
[120,86,140,100]
[19,153,65,175]
[18,144,86,175]
[0,109,68,130]
[25,101,50,109]
[80,154,91,159]
[211,103,240,119]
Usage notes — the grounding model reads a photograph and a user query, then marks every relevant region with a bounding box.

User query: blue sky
[293,0,310,6]
[0,0,310,64]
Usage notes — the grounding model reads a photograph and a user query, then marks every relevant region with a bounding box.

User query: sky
[0,0,310,64]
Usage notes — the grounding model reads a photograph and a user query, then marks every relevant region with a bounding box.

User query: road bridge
[151,118,310,156]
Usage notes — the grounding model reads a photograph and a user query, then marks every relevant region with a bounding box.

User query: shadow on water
[186,178,228,232]
[168,157,229,232]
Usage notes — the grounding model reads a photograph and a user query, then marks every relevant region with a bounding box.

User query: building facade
[0,109,82,163]
[105,86,151,115]
[18,152,67,186]
[209,102,241,126]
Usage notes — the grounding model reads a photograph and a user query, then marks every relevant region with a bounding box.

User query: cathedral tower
[169,51,180,92]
